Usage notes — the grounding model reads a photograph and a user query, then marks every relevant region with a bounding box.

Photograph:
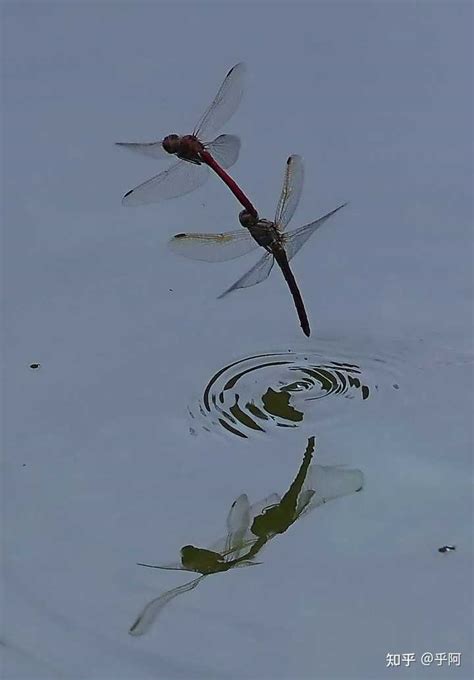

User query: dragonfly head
[162,134,180,154]
[239,209,258,229]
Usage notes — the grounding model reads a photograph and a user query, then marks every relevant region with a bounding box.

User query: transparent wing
[248,493,282,521]
[274,155,304,231]
[121,160,209,206]
[217,252,275,298]
[295,489,316,517]
[297,463,364,518]
[224,494,251,558]
[194,63,246,140]
[129,575,206,636]
[169,229,258,262]
[283,202,348,261]
[206,134,241,169]
[115,140,169,160]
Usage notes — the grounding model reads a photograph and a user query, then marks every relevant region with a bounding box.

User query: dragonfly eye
[162,134,180,154]
[239,209,258,229]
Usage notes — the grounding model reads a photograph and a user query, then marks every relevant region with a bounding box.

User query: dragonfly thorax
[175,134,205,164]
[247,219,280,250]
[162,134,202,163]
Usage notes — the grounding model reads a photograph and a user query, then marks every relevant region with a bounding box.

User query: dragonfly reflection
[129,437,363,636]
[170,155,346,336]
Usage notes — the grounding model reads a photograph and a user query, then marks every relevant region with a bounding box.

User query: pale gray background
[2,1,473,679]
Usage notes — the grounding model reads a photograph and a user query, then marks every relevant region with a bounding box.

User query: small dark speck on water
[29,363,40,369]
[438,545,456,554]
[22,463,26,467]
[393,383,399,390]
[169,288,173,292]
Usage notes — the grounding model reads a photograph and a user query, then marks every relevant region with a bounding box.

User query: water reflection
[130,436,363,636]
[191,350,371,438]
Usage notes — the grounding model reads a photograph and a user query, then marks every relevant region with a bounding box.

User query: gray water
[3,2,472,679]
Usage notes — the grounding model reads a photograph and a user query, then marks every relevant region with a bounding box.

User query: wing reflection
[130,436,363,635]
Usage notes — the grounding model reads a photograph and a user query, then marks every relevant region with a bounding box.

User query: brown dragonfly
[116,62,257,217]
[169,155,347,336]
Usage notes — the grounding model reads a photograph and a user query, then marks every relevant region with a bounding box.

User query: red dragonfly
[116,62,257,217]
[169,155,347,337]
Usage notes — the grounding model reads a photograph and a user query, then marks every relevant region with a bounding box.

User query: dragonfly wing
[283,202,348,261]
[122,160,209,206]
[115,140,169,160]
[297,464,364,517]
[206,134,241,169]
[169,229,258,262]
[248,493,281,521]
[194,63,246,140]
[217,252,274,298]
[295,489,316,517]
[274,155,304,231]
[225,494,251,558]
[129,575,206,636]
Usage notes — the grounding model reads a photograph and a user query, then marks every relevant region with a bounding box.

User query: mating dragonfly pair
[129,437,364,635]
[117,63,346,337]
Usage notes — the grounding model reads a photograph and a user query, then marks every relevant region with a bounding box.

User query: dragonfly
[129,493,264,636]
[247,436,364,544]
[116,62,257,217]
[129,437,364,636]
[169,154,347,337]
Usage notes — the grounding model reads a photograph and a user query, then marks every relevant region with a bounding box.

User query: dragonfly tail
[274,251,310,337]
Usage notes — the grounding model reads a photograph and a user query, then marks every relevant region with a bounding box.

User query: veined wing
[224,493,251,558]
[208,493,280,557]
[169,229,258,262]
[129,575,206,636]
[194,63,246,140]
[249,493,282,520]
[115,140,169,160]
[122,159,209,206]
[296,463,364,518]
[274,155,304,231]
[283,202,348,261]
[217,252,274,298]
[206,134,241,169]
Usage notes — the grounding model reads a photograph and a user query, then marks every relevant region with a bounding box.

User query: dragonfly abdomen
[273,249,311,337]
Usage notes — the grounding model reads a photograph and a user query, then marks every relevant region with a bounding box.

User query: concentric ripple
[188,334,470,440]
[189,350,373,439]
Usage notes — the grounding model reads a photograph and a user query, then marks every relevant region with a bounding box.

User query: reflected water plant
[129,436,363,636]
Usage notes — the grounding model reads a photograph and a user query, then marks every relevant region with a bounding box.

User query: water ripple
[187,335,472,440]
[189,348,379,439]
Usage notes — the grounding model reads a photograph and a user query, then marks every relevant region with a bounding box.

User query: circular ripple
[190,350,373,439]
[188,335,472,440]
